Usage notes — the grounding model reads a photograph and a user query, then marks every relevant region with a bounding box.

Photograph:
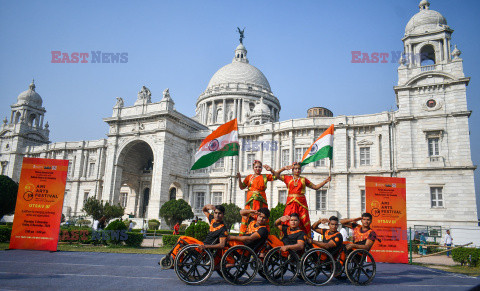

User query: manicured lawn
[413,262,480,277]
[0,242,170,254]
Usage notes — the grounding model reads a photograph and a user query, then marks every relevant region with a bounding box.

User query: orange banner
[366,176,408,264]
[9,157,68,251]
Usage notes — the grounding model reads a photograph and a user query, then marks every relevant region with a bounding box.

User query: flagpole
[327,159,332,190]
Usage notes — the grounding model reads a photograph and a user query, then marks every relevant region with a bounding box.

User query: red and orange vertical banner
[366,176,408,264]
[9,157,69,251]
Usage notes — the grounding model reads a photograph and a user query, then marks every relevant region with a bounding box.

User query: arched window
[28,114,36,127]
[169,188,176,201]
[420,45,436,66]
[14,112,21,124]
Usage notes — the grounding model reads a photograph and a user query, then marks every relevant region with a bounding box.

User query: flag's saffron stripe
[198,119,238,149]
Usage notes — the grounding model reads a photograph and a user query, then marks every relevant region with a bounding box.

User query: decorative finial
[45,121,49,129]
[237,27,245,44]
[419,0,430,11]
[399,53,407,66]
[29,79,36,91]
[3,117,7,125]
[162,88,171,100]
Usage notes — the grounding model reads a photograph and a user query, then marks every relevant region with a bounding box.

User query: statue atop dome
[237,27,245,44]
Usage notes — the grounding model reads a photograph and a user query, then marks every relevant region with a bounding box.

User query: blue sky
[1,0,479,216]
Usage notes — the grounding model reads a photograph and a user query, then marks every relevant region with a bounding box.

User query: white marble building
[0,1,477,237]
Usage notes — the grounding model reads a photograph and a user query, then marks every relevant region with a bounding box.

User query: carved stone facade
[0,1,477,237]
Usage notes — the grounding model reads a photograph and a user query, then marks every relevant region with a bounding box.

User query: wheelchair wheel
[263,247,300,285]
[160,256,173,270]
[174,245,214,285]
[220,245,259,285]
[300,248,336,286]
[345,249,376,286]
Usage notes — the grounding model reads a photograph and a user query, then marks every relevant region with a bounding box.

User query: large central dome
[206,43,271,92]
[207,61,271,92]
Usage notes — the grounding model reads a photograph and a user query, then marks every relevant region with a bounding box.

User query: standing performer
[236,160,276,235]
[274,162,331,236]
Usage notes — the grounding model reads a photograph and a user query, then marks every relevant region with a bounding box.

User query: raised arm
[311,218,329,233]
[237,172,247,190]
[275,215,290,230]
[239,208,258,219]
[309,176,331,190]
[202,204,215,218]
[272,164,293,179]
[340,217,361,229]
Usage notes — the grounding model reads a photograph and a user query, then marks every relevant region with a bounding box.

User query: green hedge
[452,247,480,266]
[125,232,144,247]
[0,226,12,242]
[163,235,181,247]
[148,219,160,230]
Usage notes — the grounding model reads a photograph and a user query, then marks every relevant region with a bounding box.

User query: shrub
[0,226,12,242]
[148,219,160,230]
[0,175,18,220]
[163,235,181,247]
[179,224,188,232]
[269,203,286,238]
[105,219,128,245]
[194,221,209,242]
[185,224,195,237]
[452,247,480,267]
[221,203,242,230]
[125,232,144,247]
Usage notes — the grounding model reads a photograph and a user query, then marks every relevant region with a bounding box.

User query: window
[282,149,290,167]
[360,190,366,213]
[88,163,95,177]
[379,135,382,167]
[430,187,443,208]
[120,192,128,208]
[295,147,308,163]
[212,158,224,172]
[278,190,287,204]
[0,161,7,175]
[360,147,370,165]
[83,192,89,203]
[68,161,73,177]
[247,154,256,169]
[316,190,327,210]
[212,192,223,205]
[315,158,326,167]
[428,138,439,156]
[195,192,205,210]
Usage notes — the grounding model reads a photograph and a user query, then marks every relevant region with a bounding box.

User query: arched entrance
[116,140,154,218]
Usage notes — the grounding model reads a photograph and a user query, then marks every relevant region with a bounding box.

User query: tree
[82,197,124,222]
[82,197,104,220]
[221,203,242,230]
[159,199,194,229]
[0,175,19,220]
[103,202,124,221]
[269,203,286,238]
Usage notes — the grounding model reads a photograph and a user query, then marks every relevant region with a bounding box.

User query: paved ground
[0,250,478,291]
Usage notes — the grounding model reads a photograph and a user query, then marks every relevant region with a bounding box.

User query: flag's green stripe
[191,142,239,170]
[300,145,332,166]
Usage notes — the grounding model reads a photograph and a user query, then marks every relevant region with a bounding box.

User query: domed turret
[17,80,43,107]
[405,0,448,35]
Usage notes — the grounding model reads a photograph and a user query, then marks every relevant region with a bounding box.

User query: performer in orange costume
[236,160,276,235]
[274,162,331,236]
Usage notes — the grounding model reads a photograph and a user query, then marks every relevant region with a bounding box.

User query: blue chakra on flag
[208,139,220,151]
[310,143,318,155]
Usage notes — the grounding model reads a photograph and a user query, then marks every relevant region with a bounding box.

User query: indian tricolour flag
[300,124,334,166]
[191,119,239,170]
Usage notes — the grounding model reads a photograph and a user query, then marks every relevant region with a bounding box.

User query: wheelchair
[322,242,377,286]
[159,237,192,270]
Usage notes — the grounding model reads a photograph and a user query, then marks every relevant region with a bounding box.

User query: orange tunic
[280,175,313,236]
[239,174,274,235]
